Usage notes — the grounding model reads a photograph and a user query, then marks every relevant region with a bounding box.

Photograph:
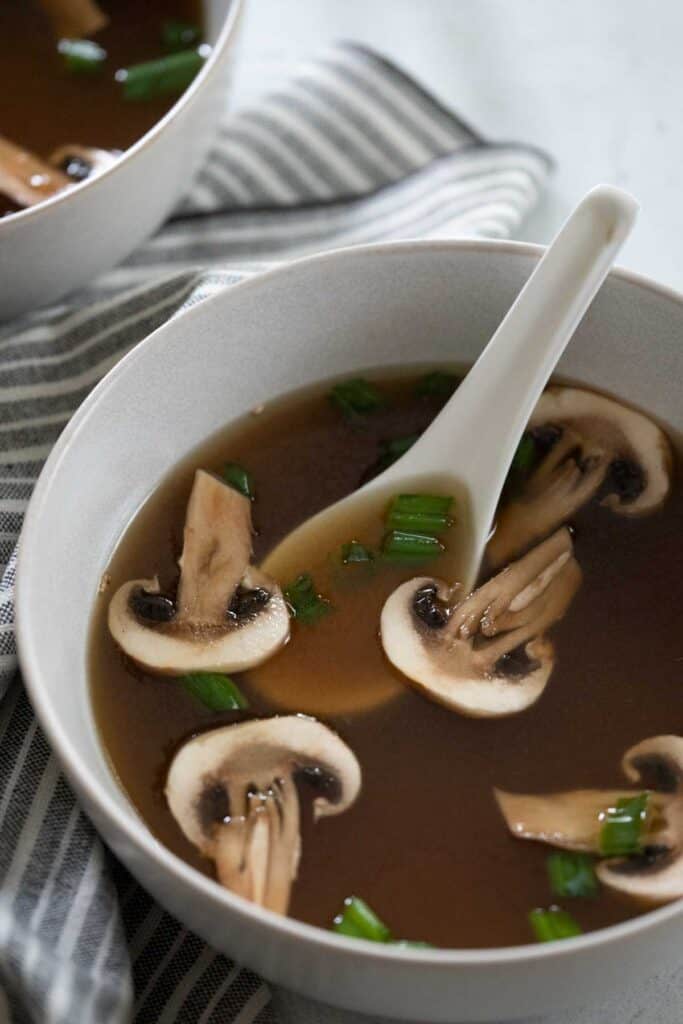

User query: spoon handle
[399,184,638,573]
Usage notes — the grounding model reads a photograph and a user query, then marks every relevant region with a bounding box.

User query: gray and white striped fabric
[0,43,550,1024]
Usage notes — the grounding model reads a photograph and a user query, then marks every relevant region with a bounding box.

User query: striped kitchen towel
[0,42,550,1024]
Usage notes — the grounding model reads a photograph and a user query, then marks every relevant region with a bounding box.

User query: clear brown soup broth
[89,371,683,948]
[1,0,202,158]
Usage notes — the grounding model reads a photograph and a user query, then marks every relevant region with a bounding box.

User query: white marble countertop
[233,3,683,1020]
[234,0,683,294]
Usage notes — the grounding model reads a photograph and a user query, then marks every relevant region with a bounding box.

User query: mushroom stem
[213,780,301,915]
[176,470,253,625]
[494,788,642,852]
[38,0,108,38]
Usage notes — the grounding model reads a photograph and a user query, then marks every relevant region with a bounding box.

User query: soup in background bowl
[15,240,683,1022]
[0,0,242,320]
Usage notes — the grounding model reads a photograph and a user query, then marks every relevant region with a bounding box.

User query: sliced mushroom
[166,716,362,914]
[380,528,581,717]
[495,735,683,904]
[108,469,290,674]
[38,0,108,38]
[488,387,672,566]
[0,136,72,210]
[0,136,116,215]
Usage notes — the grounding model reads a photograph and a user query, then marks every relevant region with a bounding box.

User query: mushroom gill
[495,735,683,904]
[380,527,581,717]
[108,469,290,674]
[488,386,672,567]
[166,716,362,914]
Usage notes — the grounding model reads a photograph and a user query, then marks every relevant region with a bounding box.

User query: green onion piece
[341,541,374,565]
[599,792,650,857]
[116,48,206,102]
[385,493,453,535]
[511,434,537,473]
[382,530,444,561]
[222,462,254,499]
[415,371,459,397]
[284,574,331,624]
[529,906,583,943]
[547,852,599,899]
[58,38,107,75]
[162,18,202,51]
[333,897,392,942]
[329,378,383,418]
[181,672,248,712]
[375,433,420,471]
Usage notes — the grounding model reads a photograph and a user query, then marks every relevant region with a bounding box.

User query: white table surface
[234,0,683,295]
[233,3,683,1021]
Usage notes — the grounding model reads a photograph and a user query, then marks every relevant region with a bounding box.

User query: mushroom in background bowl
[16,240,683,1023]
[0,0,243,320]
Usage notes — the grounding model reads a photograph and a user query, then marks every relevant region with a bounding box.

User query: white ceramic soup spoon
[264,185,638,590]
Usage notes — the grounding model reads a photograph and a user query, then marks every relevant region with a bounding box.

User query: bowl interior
[16,239,683,957]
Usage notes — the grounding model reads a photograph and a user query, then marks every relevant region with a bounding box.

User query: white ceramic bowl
[16,240,683,1022]
[0,0,242,322]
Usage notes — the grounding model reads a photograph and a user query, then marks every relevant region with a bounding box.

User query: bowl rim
[16,236,683,968]
[0,0,243,231]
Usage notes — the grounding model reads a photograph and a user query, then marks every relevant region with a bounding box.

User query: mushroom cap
[166,715,362,853]
[380,529,581,718]
[597,735,683,903]
[108,569,290,676]
[531,387,672,516]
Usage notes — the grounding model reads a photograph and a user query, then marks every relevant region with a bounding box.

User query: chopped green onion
[284,574,331,623]
[415,371,459,397]
[329,378,383,418]
[382,530,444,561]
[162,19,202,51]
[385,494,453,535]
[333,897,392,942]
[222,462,254,499]
[116,48,207,102]
[547,852,599,899]
[599,792,650,857]
[58,38,107,75]
[373,433,420,473]
[341,541,374,565]
[181,672,248,712]
[529,906,582,943]
[505,433,540,496]
[511,434,537,474]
